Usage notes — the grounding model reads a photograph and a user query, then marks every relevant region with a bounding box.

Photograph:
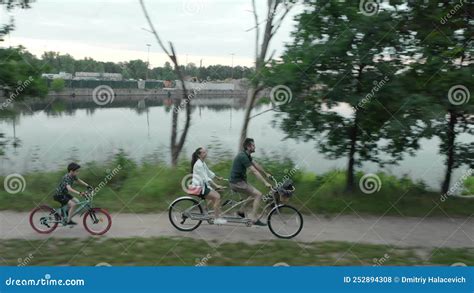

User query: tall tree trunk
[139,0,191,168]
[237,0,292,151]
[346,111,359,192]
[239,87,259,150]
[170,97,180,166]
[442,109,457,194]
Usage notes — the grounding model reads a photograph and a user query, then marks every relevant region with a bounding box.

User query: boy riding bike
[53,162,92,225]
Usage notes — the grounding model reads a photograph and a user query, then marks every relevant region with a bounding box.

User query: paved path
[1,211,473,248]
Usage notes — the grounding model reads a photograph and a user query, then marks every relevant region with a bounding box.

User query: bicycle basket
[276,179,295,200]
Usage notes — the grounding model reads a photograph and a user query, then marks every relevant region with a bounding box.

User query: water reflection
[0,96,470,191]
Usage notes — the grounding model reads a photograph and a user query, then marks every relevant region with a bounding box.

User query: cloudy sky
[1,0,304,67]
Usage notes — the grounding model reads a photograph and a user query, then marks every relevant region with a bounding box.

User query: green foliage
[462,176,474,195]
[401,1,473,193]
[1,157,473,217]
[0,1,34,40]
[39,52,254,81]
[50,78,65,92]
[268,0,473,193]
[269,1,422,191]
[0,47,48,100]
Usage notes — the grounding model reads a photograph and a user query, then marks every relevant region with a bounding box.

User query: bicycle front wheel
[83,208,112,235]
[169,197,203,231]
[267,204,303,239]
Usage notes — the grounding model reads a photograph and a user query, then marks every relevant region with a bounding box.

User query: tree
[0,47,48,99]
[125,60,148,80]
[239,0,294,150]
[404,1,473,194]
[0,0,33,41]
[51,79,65,92]
[269,0,424,191]
[140,0,192,167]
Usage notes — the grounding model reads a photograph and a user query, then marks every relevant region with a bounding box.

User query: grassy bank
[2,237,473,266]
[0,153,473,217]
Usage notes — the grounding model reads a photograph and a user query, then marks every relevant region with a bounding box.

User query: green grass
[462,176,474,195]
[1,152,473,217]
[2,237,473,266]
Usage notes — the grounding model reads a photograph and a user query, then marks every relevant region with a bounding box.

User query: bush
[463,176,474,195]
[51,78,65,92]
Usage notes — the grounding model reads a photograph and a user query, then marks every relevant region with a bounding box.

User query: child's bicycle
[169,176,303,239]
[29,186,112,235]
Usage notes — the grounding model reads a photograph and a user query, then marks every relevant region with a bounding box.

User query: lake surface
[0,98,471,191]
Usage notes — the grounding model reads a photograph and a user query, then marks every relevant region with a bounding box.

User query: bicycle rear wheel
[267,204,303,239]
[29,205,60,234]
[169,197,203,231]
[83,208,112,235]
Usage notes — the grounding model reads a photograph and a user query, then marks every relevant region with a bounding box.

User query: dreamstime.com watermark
[5,274,85,287]
[440,0,468,24]
[359,0,381,16]
[92,85,115,106]
[270,85,293,106]
[95,262,112,267]
[181,173,203,194]
[0,76,34,110]
[195,253,212,266]
[3,173,26,194]
[354,76,390,111]
[359,173,382,194]
[182,0,205,15]
[174,80,208,113]
[17,253,34,267]
[85,164,122,200]
[440,168,473,202]
[448,85,470,106]
[373,253,390,266]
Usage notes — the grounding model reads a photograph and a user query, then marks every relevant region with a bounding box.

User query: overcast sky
[1,0,304,67]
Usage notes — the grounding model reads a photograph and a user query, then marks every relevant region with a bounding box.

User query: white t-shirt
[191,159,216,194]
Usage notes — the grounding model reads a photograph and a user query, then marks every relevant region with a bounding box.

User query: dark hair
[67,162,81,172]
[243,138,255,150]
[190,148,203,173]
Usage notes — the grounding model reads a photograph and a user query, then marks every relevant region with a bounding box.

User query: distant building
[41,71,73,80]
[163,80,174,88]
[74,72,123,81]
[175,80,235,90]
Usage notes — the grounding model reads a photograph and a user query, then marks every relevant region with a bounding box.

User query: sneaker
[67,220,77,226]
[237,211,246,218]
[252,219,267,226]
[214,218,227,225]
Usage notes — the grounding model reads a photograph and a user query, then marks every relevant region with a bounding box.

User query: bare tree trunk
[238,0,292,151]
[239,87,262,150]
[140,0,191,167]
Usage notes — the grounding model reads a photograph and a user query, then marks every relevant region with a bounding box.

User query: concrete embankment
[49,88,249,101]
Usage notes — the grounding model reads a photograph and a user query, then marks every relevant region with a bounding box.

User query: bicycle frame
[177,181,284,224]
[54,191,95,223]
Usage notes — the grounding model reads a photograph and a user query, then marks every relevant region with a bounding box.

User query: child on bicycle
[53,162,91,225]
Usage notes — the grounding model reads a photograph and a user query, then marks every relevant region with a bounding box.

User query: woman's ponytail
[190,147,202,173]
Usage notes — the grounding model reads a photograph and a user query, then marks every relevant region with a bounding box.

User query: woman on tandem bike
[169,138,303,239]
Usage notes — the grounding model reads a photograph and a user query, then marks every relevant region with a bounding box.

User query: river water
[0,98,471,191]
